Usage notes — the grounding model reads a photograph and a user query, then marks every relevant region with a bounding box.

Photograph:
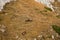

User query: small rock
[5,13,8,15]
[0,28,5,32]
[1,25,6,28]
[50,29,53,32]
[25,18,33,22]
[0,24,6,32]
[38,35,43,38]
[56,13,60,16]
[34,38,37,40]
[58,0,60,2]
[16,35,19,39]
[52,35,54,39]
[22,31,26,36]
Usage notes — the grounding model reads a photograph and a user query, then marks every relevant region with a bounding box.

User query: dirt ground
[0,0,60,40]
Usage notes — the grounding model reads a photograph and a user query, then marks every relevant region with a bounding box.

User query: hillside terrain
[0,0,60,40]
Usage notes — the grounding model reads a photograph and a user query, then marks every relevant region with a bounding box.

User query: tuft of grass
[34,7,39,10]
[25,19,32,22]
[0,17,3,21]
[56,15,60,18]
[52,25,60,35]
[44,7,52,11]
[0,18,2,21]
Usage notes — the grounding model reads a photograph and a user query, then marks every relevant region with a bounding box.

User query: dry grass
[0,0,60,40]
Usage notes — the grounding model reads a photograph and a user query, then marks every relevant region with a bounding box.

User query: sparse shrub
[0,17,3,21]
[0,18,2,21]
[56,15,60,18]
[43,10,47,12]
[34,8,39,10]
[52,25,60,35]
[44,7,52,11]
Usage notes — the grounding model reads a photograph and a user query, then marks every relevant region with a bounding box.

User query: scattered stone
[15,35,19,39]
[52,35,55,39]
[25,18,33,22]
[21,31,26,36]
[0,28,5,32]
[34,38,37,40]
[50,29,53,32]
[58,0,60,2]
[38,35,43,38]
[4,13,8,15]
[56,13,60,16]
[20,39,23,40]
[1,24,6,28]
[0,24,6,32]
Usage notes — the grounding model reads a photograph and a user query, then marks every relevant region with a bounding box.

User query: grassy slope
[0,0,60,40]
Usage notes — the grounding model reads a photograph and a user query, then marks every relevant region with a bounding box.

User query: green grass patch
[56,15,60,18]
[52,25,60,35]
[44,7,52,11]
